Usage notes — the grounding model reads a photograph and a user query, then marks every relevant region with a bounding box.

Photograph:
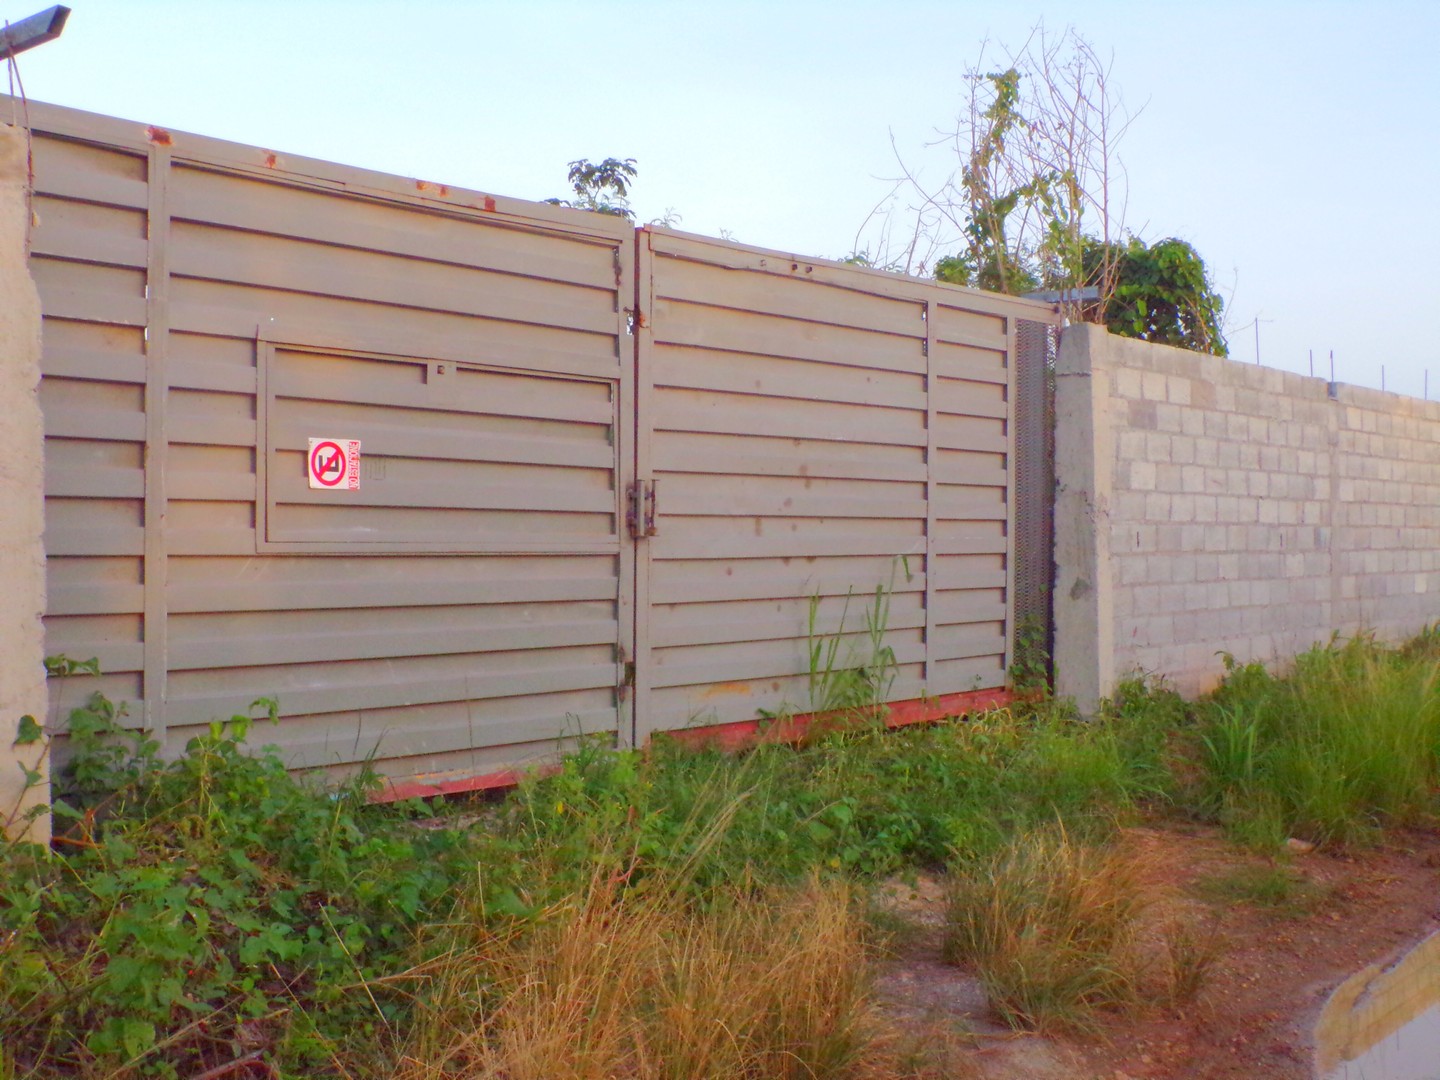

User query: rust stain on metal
[668,688,1017,757]
[373,765,554,803]
[439,185,450,197]
[482,195,497,212]
[263,152,278,169]
[700,681,753,699]
[415,180,429,192]
[145,126,173,146]
[634,310,648,329]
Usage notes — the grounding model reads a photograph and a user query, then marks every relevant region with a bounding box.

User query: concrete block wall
[1054,323,1440,708]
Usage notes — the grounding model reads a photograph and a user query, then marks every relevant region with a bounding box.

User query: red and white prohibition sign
[307,438,362,491]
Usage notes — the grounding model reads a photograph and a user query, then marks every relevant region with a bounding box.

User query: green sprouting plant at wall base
[1009,615,1051,695]
[807,585,898,716]
[4,655,103,835]
[5,713,47,835]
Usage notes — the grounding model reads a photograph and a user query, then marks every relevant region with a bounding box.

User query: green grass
[1193,863,1329,914]
[1192,632,1440,844]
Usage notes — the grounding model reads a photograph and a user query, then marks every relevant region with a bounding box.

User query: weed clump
[941,827,1149,1032]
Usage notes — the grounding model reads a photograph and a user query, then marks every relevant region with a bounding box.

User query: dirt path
[874,823,1440,1079]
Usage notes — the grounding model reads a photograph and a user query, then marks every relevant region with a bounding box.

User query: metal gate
[633,229,1057,739]
[25,99,636,789]
[23,98,1060,793]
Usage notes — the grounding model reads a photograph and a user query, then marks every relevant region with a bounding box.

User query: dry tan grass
[942,826,1215,1033]
[392,872,894,1079]
[944,829,1146,1031]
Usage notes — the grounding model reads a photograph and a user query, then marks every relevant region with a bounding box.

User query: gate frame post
[0,123,50,842]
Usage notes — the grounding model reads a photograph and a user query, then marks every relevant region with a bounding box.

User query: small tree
[545,157,638,220]
[858,25,1228,355]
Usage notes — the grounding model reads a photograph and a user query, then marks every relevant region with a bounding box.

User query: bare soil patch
[874,822,1440,1079]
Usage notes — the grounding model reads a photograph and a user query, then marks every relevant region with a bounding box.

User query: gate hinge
[616,646,636,702]
[625,479,657,539]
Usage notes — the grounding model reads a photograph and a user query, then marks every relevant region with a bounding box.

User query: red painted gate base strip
[375,686,1015,804]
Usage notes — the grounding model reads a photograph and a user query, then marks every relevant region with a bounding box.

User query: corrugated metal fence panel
[23,98,635,785]
[634,230,1056,736]
[31,130,152,718]
[927,299,1014,691]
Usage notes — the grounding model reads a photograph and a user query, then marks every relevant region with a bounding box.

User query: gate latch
[626,479,657,539]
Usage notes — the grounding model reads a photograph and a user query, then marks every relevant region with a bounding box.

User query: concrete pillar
[1052,323,1114,714]
[0,123,49,843]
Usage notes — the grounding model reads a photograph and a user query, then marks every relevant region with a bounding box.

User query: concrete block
[1128,460,1157,491]
[1128,397,1159,430]
[1113,366,1143,400]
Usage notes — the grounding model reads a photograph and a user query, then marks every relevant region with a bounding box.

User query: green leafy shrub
[1,695,480,1078]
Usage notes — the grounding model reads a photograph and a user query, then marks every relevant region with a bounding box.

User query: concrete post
[1,123,49,843]
[1052,323,1114,714]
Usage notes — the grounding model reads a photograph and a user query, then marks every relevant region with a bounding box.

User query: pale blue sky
[9,0,1439,396]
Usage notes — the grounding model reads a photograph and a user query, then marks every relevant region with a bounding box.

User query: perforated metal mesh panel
[1012,318,1058,678]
